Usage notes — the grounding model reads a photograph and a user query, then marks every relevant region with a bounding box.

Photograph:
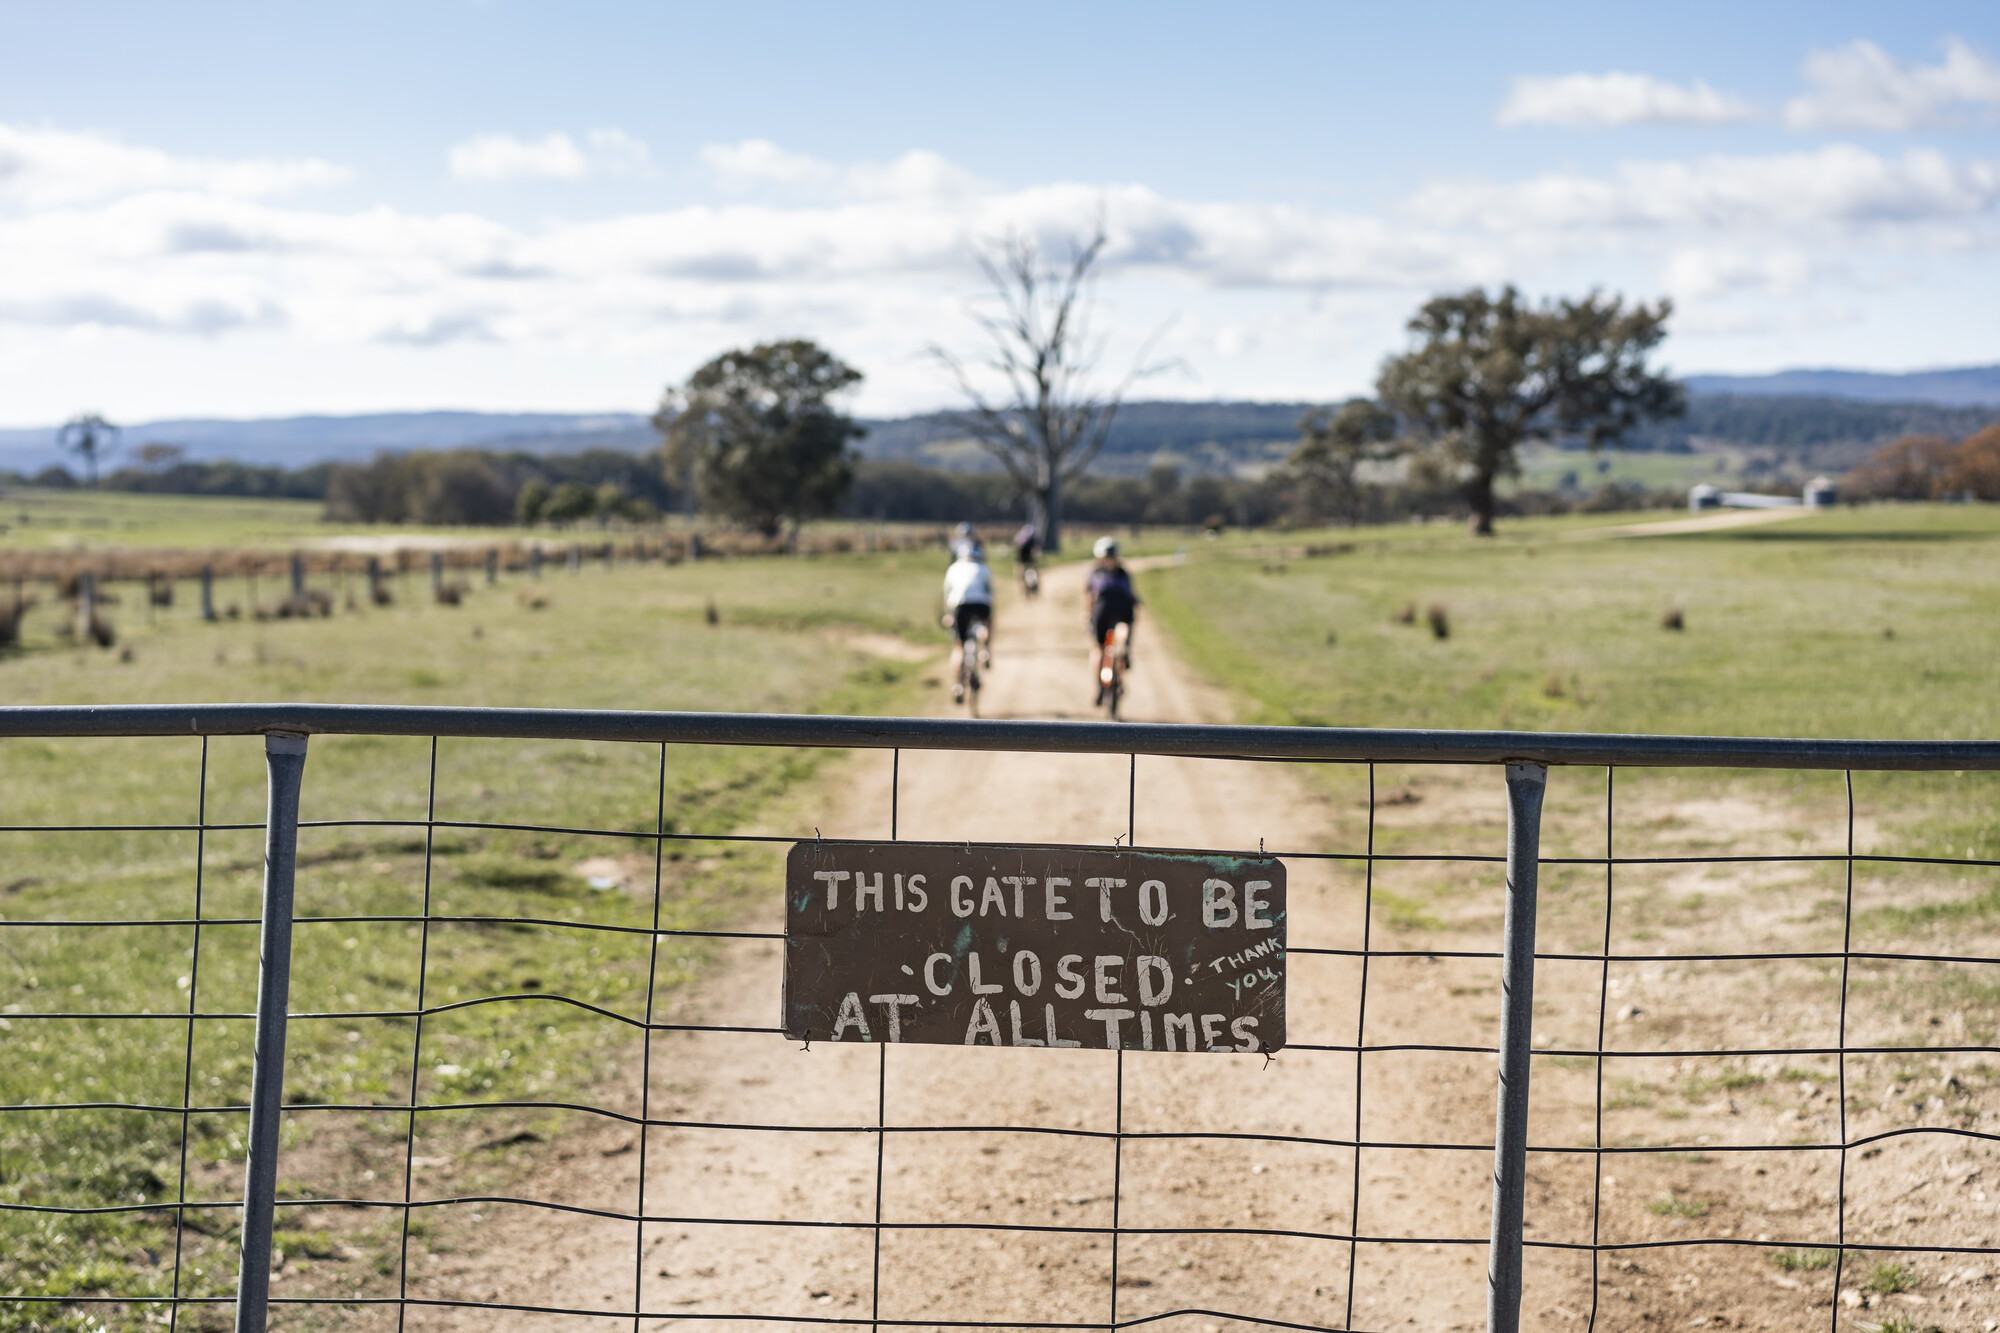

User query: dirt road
[399,557,1510,1331]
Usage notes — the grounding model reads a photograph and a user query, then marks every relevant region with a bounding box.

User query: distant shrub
[1849,425,2000,501]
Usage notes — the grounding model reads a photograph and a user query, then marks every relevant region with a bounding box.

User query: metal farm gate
[2,704,1998,1332]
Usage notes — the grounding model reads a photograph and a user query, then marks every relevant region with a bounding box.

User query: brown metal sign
[784,842,1285,1052]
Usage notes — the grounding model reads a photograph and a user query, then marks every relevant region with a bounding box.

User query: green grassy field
[1146,504,2000,741]
[0,544,950,1329]
[3,487,357,549]
[1507,442,1741,495]
[1144,500,2000,901]
[7,492,2000,1326]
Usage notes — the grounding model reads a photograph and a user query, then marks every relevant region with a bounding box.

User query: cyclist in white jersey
[941,541,995,702]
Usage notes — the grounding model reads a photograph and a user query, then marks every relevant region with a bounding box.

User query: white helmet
[1093,536,1119,558]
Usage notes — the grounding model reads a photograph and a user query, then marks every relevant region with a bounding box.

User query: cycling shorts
[1090,603,1133,646]
[954,602,992,642]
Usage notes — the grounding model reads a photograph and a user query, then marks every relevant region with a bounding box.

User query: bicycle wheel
[961,639,980,716]
[1100,633,1122,720]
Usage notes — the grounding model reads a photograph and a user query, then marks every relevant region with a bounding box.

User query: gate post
[234,731,309,1333]
[1486,760,1547,1333]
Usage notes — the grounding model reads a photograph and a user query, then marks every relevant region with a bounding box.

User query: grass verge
[1,547,946,1330]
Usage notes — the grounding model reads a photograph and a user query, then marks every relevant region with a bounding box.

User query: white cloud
[0,123,347,209]
[698,138,838,188]
[1660,247,1818,301]
[699,140,986,200]
[1412,145,2000,233]
[4,125,1999,419]
[580,128,653,176]
[1498,72,1759,128]
[447,128,653,182]
[1785,38,2000,132]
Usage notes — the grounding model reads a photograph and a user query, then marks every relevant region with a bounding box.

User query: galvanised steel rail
[3,705,1996,1333]
[3,702,2000,769]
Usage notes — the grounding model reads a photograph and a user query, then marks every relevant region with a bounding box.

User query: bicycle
[1097,621,1129,720]
[954,617,987,716]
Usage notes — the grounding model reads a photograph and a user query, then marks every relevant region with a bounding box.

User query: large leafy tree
[1290,398,1401,524]
[654,340,864,539]
[1377,286,1683,535]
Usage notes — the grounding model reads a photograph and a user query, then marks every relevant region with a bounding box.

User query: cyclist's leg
[967,604,992,670]
[1090,606,1117,698]
[951,605,974,698]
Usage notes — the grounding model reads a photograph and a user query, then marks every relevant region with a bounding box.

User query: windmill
[56,413,121,486]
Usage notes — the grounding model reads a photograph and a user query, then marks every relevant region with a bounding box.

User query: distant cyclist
[942,537,995,704]
[1084,536,1138,703]
[1012,521,1041,596]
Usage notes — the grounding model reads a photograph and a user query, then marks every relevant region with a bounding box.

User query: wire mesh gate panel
[2,706,1999,1333]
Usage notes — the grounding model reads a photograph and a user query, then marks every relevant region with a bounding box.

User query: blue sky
[3,0,1998,421]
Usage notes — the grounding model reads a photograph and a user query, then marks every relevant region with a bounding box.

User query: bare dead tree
[933,225,1159,552]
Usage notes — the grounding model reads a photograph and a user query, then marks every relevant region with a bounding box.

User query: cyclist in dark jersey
[1012,522,1040,594]
[1084,536,1138,701]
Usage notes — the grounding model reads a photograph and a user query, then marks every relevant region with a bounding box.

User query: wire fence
[2,706,1999,1333]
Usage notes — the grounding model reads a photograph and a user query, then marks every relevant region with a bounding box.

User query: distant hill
[1629,395,2000,465]
[1684,364,2000,406]
[855,401,1312,474]
[0,401,1314,477]
[0,411,655,472]
[5,381,1999,481]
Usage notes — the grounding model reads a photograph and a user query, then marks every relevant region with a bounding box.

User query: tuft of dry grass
[1863,1262,1918,1294]
[1646,1194,1709,1217]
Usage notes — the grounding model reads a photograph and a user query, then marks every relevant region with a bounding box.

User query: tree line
[1847,425,2000,501]
[9,443,677,525]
